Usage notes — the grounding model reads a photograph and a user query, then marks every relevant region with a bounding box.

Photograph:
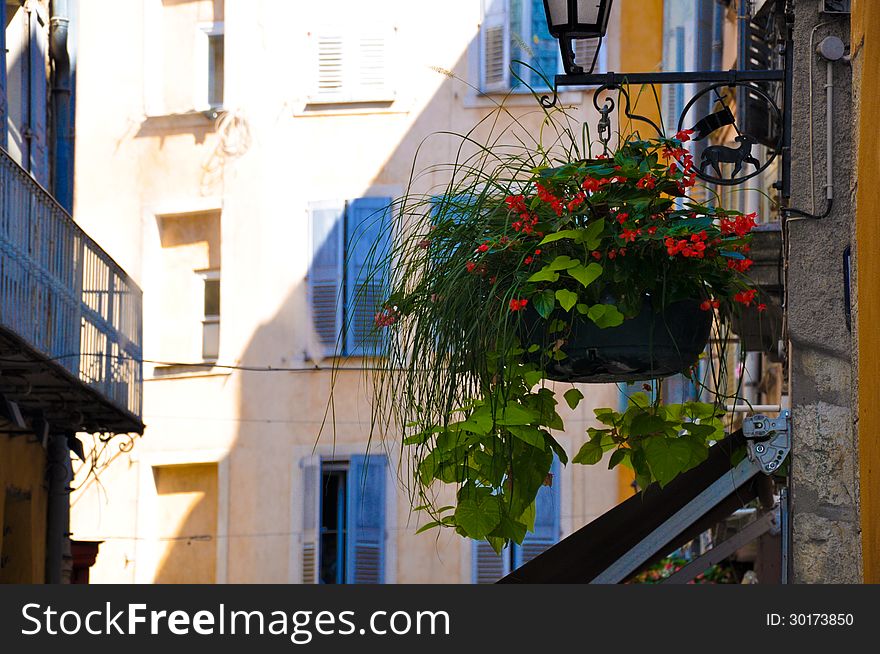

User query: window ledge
[148,364,231,380]
[461,89,588,110]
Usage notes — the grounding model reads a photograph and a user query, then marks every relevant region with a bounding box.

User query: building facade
[68,0,670,584]
[1,0,143,583]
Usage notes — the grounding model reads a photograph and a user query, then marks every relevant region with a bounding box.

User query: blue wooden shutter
[472,541,512,584]
[344,197,391,357]
[28,4,48,186]
[513,457,561,568]
[309,202,344,357]
[301,455,321,584]
[0,3,7,151]
[529,0,558,85]
[345,454,387,584]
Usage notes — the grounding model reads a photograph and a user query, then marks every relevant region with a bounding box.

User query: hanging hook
[596,98,614,156]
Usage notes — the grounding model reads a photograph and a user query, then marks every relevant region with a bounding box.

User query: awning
[499,429,781,584]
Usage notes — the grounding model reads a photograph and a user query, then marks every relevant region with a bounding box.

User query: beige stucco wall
[70,0,626,584]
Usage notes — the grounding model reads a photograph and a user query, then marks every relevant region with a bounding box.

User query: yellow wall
[0,434,48,583]
[853,0,880,585]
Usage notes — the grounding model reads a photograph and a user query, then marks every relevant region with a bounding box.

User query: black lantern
[543,0,614,74]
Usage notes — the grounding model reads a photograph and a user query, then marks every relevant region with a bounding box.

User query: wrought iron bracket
[547,67,790,191]
[743,410,791,474]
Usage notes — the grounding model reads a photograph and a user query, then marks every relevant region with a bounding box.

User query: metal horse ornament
[699,134,761,180]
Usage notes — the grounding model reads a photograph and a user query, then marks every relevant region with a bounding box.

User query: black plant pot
[521,298,712,383]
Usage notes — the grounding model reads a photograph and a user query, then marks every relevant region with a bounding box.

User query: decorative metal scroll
[541,77,784,187]
[677,82,783,186]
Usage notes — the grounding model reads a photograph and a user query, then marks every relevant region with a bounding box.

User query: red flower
[536,182,564,216]
[647,226,658,235]
[757,303,767,312]
[734,289,758,306]
[509,298,529,312]
[591,251,602,260]
[607,249,617,260]
[636,174,656,190]
[465,261,476,273]
[524,256,533,265]
[700,300,712,312]
[534,249,542,256]
[620,228,640,243]
[617,212,630,225]
[675,128,695,142]
[477,242,489,253]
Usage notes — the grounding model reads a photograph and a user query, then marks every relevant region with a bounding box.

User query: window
[2,0,48,183]
[307,27,395,104]
[472,458,561,583]
[480,0,604,93]
[301,455,388,584]
[199,23,225,109]
[199,270,220,360]
[155,210,221,366]
[308,197,392,358]
[144,0,224,115]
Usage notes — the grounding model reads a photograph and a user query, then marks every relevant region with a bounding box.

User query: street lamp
[542,0,614,74]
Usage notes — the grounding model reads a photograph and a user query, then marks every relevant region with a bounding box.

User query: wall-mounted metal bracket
[743,410,791,473]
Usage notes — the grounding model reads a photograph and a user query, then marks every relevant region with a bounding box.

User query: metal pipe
[824,59,834,202]
[50,0,73,212]
[45,433,71,584]
[726,404,782,413]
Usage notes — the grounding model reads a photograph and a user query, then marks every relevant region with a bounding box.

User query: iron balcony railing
[0,147,143,426]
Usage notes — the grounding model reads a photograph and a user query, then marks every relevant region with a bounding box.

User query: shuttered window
[472,458,562,583]
[309,29,395,104]
[480,0,604,93]
[27,2,48,186]
[301,454,388,584]
[308,197,392,358]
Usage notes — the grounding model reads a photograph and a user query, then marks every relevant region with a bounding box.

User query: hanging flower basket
[351,92,766,551]
[521,297,713,383]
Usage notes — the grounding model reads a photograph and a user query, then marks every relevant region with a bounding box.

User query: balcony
[0,148,143,434]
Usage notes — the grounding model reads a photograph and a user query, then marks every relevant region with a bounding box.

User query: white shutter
[480,0,510,93]
[300,455,321,584]
[573,38,602,74]
[309,28,394,103]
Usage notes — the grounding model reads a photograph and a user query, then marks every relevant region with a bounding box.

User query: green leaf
[555,289,578,312]
[573,436,604,465]
[643,436,694,487]
[563,388,584,410]
[534,290,556,318]
[608,448,628,470]
[523,369,544,387]
[497,402,539,426]
[506,425,547,450]
[454,495,502,540]
[547,255,581,271]
[568,262,603,288]
[526,267,561,283]
[588,303,625,328]
[681,423,718,439]
[629,413,668,436]
[539,229,582,245]
[415,521,441,534]
[576,303,590,315]
[519,501,537,533]
[544,434,569,465]
[579,218,606,249]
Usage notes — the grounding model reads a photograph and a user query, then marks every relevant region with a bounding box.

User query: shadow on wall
[146,19,650,583]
